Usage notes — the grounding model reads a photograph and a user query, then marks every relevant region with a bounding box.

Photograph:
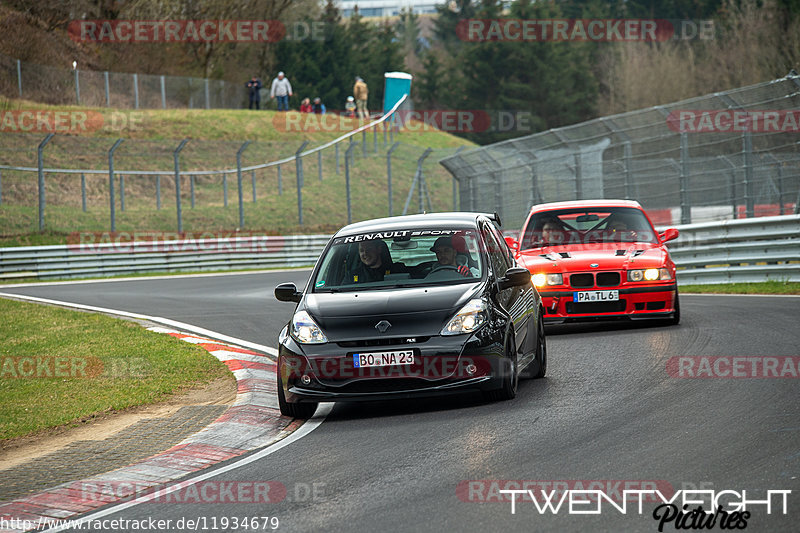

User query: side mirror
[504,236,519,253]
[275,282,302,303]
[659,228,680,243]
[497,266,531,291]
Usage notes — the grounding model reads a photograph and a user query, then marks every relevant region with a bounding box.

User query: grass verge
[679,281,800,295]
[0,297,232,441]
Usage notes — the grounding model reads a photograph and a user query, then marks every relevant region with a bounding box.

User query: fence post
[318,150,323,182]
[623,141,633,200]
[362,129,367,157]
[108,138,124,233]
[387,142,400,216]
[120,175,125,211]
[133,73,139,110]
[190,174,195,209]
[573,153,583,201]
[160,76,167,109]
[0,169,3,206]
[173,138,190,233]
[718,155,737,219]
[74,67,80,105]
[403,148,432,215]
[104,71,110,107]
[205,79,210,109]
[277,165,282,195]
[373,126,378,153]
[383,121,387,148]
[36,134,55,231]
[156,175,161,210]
[680,132,690,224]
[743,130,754,218]
[236,141,251,228]
[335,143,340,174]
[17,59,22,98]
[345,142,357,224]
[251,170,256,202]
[776,160,785,215]
[296,141,310,225]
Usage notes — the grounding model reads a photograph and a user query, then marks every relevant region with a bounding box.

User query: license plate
[573,290,619,302]
[352,350,415,368]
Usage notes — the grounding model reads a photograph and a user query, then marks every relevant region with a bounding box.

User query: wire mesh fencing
[439,74,800,231]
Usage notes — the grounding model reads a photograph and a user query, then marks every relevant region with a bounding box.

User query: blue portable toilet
[383,72,413,113]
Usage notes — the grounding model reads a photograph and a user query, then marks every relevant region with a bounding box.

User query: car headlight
[532,273,563,287]
[628,268,671,282]
[290,310,328,344]
[441,298,488,336]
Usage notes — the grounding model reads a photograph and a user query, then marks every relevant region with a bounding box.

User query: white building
[338,0,442,18]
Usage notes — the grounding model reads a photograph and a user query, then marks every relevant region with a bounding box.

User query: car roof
[529,199,643,212]
[334,212,496,237]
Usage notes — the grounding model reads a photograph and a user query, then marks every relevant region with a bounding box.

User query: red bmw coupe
[509,200,680,325]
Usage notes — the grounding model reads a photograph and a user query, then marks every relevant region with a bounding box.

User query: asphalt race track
[3,272,799,532]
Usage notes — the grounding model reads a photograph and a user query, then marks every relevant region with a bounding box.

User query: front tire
[277,379,319,419]
[484,341,518,402]
[666,291,681,326]
[522,313,547,379]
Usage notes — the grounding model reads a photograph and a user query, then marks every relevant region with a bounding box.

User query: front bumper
[538,283,678,323]
[278,331,507,404]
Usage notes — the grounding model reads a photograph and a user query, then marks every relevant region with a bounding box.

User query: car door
[481,222,529,362]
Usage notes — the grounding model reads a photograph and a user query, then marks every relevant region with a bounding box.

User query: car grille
[566,300,626,314]
[596,272,621,287]
[570,273,594,288]
[337,337,429,348]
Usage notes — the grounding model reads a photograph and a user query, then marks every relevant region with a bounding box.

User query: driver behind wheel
[430,236,479,277]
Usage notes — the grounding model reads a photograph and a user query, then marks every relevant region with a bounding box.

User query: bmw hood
[303,283,482,340]
[519,244,667,272]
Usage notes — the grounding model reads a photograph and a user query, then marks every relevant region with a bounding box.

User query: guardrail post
[120,174,125,211]
[74,67,80,105]
[190,174,195,209]
[387,142,400,216]
[36,134,55,231]
[108,138,123,233]
[743,130,754,218]
[104,71,110,107]
[680,132,690,224]
[251,170,256,202]
[156,175,161,210]
[296,140,309,226]
[345,142,357,224]
[236,141,251,228]
[277,165,282,195]
[17,59,22,98]
[173,138,189,233]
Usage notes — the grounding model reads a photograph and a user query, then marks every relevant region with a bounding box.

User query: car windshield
[520,207,657,249]
[312,229,484,291]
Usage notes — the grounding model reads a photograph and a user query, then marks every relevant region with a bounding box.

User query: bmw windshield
[312,229,485,292]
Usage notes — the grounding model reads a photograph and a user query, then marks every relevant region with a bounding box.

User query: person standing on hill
[353,76,369,119]
[246,76,262,110]
[270,71,293,111]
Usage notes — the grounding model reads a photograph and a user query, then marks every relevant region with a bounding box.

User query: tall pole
[236,141,251,229]
[108,138,124,233]
[37,133,55,231]
[173,138,190,233]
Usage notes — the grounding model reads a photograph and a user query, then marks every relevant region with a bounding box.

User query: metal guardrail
[665,214,800,284]
[1,215,797,282]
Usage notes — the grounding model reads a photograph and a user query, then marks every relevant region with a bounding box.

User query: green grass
[679,281,800,295]
[0,297,232,441]
[0,98,474,246]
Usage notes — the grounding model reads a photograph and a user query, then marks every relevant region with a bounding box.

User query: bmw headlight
[441,299,488,336]
[628,268,671,282]
[291,310,328,344]
[532,273,563,287]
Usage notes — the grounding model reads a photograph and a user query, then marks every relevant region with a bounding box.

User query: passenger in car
[345,240,407,283]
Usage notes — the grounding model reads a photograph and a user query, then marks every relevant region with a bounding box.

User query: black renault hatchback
[274,212,546,418]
